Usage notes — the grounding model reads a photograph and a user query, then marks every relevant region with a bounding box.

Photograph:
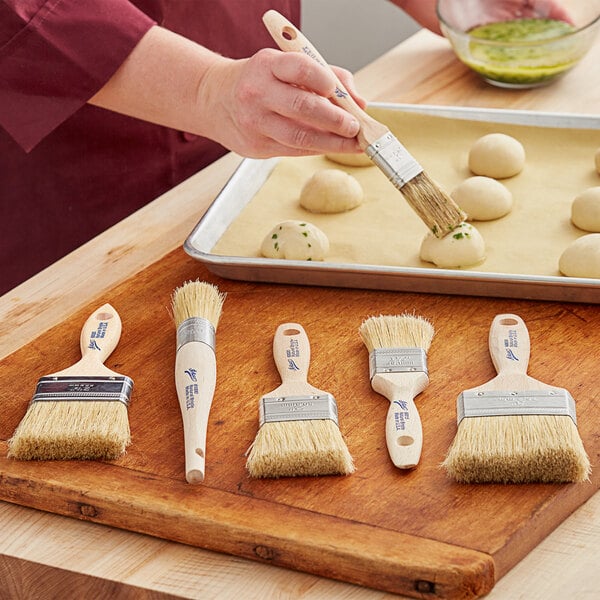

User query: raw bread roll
[595,148,600,175]
[325,152,373,167]
[299,169,364,213]
[260,220,329,261]
[571,187,600,232]
[468,133,525,179]
[420,222,485,268]
[451,176,513,221]
[559,234,600,278]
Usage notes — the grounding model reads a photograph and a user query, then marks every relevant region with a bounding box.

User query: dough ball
[468,133,525,179]
[261,220,329,261]
[299,169,364,213]
[571,187,600,232]
[325,152,373,168]
[451,176,513,221]
[559,234,600,278]
[595,148,600,175]
[420,222,486,268]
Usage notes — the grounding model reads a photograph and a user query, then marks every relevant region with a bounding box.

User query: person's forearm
[89,25,228,136]
[390,0,442,34]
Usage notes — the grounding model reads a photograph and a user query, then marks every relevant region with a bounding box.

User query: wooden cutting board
[1,248,598,599]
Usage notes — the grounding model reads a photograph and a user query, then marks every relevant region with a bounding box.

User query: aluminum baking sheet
[184,104,600,303]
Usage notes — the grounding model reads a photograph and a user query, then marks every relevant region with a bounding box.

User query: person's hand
[195,48,367,159]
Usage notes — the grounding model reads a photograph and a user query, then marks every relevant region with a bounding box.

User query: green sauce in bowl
[459,18,581,87]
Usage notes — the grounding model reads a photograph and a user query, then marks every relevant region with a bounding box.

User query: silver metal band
[369,347,428,380]
[176,316,215,352]
[259,393,339,426]
[31,376,134,407]
[457,388,577,424]
[365,132,423,188]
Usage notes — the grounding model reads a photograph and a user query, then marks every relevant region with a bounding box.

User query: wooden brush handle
[77,303,122,371]
[175,340,216,484]
[372,372,428,469]
[272,323,311,388]
[262,10,388,148]
[488,314,531,376]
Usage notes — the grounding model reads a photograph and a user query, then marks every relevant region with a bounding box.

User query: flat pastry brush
[359,314,434,469]
[263,9,466,238]
[246,322,354,478]
[442,314,591,484]
[172,280,225,484]
[7,303,133,461]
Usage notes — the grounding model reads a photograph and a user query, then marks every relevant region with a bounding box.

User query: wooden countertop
[1,30,599,599]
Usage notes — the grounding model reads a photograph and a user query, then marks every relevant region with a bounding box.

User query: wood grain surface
[1,246,598,599]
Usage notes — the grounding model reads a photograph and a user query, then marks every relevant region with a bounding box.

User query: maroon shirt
[0,0,300,294]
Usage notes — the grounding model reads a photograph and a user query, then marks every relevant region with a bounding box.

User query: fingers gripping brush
[263,10,466,238]
[172,280,225,484]
[359,314,435,469]
[442,314,591,484]
[246,323,354,478]
[7,304,133,461]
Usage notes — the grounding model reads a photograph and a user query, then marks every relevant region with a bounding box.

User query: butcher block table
[1,29,600,600]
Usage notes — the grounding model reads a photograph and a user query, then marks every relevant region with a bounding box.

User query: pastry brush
[262,9,466,238]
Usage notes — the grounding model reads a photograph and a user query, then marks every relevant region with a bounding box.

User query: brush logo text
[88,340,101,351]
[286,338,300,370]
[185,383,198,409]
[91,321,108,339]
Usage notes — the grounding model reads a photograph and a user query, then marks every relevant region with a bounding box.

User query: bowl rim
[436,1,600,46]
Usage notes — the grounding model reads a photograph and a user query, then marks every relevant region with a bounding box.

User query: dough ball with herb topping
[299,169,364,214]
[571,187,600,232]
[325,152,373,168]
[468,133,525,179]
[451,176,513,221]
[260,220,329,261]
[559,234,600,278]
[420,222,486,268]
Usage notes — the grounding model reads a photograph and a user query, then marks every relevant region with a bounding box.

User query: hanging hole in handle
[96,312,113,321]
[396,435,414,447]
[499,317,519,326]
[282,26,297,41]
[282,328,301,336]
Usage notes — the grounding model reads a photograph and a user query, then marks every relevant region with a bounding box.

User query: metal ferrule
[31,376,134,407]
[365,132,423,189]
[259,393,339,427]
[456,388,577,425]
[368,347,428,381]
[176,316,215,352]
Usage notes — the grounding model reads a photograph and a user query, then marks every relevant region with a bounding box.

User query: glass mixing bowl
[437,0,600,88]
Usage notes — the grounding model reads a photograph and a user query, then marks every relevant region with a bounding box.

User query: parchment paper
[212,108,600,277]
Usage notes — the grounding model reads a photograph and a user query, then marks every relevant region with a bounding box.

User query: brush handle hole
[281,26,296,41]
[282,327,301,336]
[96,312,114,321]
[499,317,518,326]
[396,435,415,447]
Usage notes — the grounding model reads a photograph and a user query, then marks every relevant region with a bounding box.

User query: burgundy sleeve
[0,0,156,151]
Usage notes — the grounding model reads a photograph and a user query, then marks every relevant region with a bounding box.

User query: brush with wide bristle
[172,280,225,484]
[359,313,435,469]
[263,9,466,237]
[442,314,591,484]
[246,322,354,478]
[7,304,133,461]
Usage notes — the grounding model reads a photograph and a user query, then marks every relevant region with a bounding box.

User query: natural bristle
[246,420,355,478]
[7,401,130,461]
[442,415,591,484]
[402,172,466,237]
[172,280,225,328]
[359,313,434,353]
